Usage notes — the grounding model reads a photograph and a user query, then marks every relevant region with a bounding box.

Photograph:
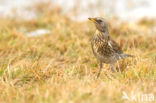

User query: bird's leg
[97,61,103,78]
[111,64,116,72]
[117,61,121,73]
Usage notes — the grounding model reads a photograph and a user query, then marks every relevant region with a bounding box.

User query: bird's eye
[98,20,102,23]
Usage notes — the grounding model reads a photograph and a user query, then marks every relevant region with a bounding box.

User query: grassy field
[0,9,156,103]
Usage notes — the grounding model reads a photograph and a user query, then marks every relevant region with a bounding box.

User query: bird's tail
[120,53,134,59]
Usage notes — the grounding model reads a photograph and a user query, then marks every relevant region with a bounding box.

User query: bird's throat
[95,30,110,40]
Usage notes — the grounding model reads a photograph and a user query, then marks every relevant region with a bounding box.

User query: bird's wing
[109,39,123,54]
[92,38,123,57]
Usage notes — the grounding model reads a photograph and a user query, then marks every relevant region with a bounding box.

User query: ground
[0,10,156,103]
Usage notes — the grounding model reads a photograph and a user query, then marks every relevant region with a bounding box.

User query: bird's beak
[88,18,96,22]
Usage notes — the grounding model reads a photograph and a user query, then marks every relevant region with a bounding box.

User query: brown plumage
[88,17,133,78]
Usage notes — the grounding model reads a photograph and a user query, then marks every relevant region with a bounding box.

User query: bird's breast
[91,36,111,55]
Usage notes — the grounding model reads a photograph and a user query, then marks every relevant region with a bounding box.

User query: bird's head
[88,17,109,33]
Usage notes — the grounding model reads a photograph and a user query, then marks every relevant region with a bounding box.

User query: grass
[0,9,156,103]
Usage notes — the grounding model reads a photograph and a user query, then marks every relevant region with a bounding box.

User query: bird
[88,17,133,78]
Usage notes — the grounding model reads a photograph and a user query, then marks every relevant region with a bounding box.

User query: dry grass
[0,8,156,103]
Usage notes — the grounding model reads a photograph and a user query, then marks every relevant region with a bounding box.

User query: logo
[122,91,155,102]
